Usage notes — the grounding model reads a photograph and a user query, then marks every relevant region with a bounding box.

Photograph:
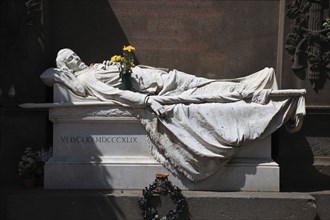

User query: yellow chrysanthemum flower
[111,55,123,62]
[123,45,135,52]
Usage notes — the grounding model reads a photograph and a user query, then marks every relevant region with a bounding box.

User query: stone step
[1,188,327,220]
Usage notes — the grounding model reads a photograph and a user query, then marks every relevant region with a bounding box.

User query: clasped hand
[102,61,166,117]
[146,97,166,117]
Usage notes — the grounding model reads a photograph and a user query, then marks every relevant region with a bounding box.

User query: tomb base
[44,84,279,191]
[45,157,279,191]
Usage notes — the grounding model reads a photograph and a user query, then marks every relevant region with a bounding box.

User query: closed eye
[67,55,73,62]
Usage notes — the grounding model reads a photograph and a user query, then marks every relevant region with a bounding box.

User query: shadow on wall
[0,0,50,189]
[0,0,46,103]
[48,0,134,67]
[44,103,126,218]
[273,111,330,192]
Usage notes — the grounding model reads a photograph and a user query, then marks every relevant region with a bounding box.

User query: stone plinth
[44,84,279,191]
[4,189,319,220]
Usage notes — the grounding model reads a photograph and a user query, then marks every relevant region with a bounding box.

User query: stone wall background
[0,0,329,191]
[0,0,50,187]
[46,0,280,78]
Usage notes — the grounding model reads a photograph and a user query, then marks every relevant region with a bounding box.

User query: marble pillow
[40,68,87,97]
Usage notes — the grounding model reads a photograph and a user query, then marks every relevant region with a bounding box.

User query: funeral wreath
[138,173,186,220]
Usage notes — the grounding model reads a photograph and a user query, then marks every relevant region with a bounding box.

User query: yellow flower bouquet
[111,45,136,90]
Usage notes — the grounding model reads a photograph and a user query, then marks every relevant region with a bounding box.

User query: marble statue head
[56,48,87,73]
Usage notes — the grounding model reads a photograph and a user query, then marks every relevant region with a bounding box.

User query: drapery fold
[138,92,305,181]
[41,66,306,182]
[135,67,306,181]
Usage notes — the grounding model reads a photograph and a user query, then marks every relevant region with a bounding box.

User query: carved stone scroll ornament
[285,0,330,91]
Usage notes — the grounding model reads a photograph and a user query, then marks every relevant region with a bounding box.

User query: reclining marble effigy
[30,48,306,189]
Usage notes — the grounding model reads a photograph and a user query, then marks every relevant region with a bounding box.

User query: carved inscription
[60,136,138,144]
[110,0,223,50]
[109,0,225,75]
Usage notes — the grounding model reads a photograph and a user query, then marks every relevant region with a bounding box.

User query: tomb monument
[21,48,306,191]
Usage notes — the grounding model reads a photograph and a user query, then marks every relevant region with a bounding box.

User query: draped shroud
[41,66,305,182]
[136,67,305,182]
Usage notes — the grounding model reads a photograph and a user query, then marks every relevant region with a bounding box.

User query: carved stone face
[57,48,87,72]
[64,51,85,72]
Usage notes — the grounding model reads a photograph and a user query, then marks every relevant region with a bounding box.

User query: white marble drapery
[40,66,305,182]
[134,68,305,181]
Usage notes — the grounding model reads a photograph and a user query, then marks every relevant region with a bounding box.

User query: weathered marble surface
[44,84,279,191]
[39,48,307,190]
